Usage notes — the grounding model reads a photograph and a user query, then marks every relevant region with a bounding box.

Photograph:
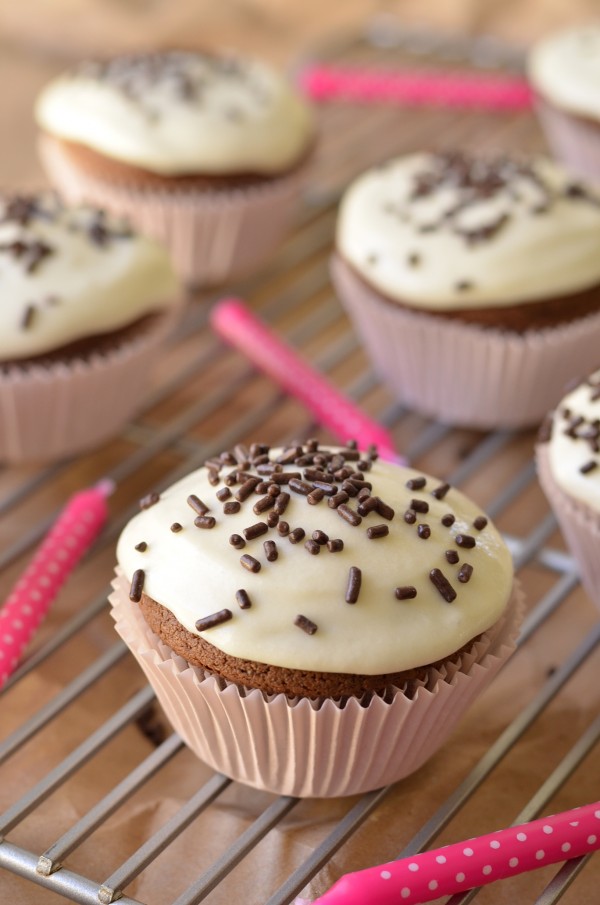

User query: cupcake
[35,50,315,287]
[0,192,179,463]
[536,369,600,611]
[331,150,600,429]
[528,25,600,183]
[112,441,521,798]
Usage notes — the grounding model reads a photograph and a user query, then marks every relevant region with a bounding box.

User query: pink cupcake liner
[110,569,523,798]
[331,253,600,429]
[534,97,600,184]
[39,134,307,288]
[536,442,600,611]
[0,306,179,464]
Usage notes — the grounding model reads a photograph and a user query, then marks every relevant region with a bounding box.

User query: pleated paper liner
[534,97,600,185]
[111,568,523,799]
[536,442,600,611]
[331,254,600,430]
[0,305,180,464]
[39,134,307,289]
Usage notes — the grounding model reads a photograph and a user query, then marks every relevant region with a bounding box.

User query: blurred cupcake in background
[35,50,315,288]
[536,368,600,612]
[331,150,600,429]
[528,25,600,183]
[0,192,179,463]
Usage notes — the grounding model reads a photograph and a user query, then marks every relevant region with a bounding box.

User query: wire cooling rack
[1,22,599,905]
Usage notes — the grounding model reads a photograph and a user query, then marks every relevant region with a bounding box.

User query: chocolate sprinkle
[429,568,457,603]
[288,527,306,544]
[235,589,252,609]
[406,477,426,490]
[240,554,261,573]
[337,504,362,526]
[195,609,233,631]
[263,540,278,561]
[417,524,431,539]
[170,522,182,533]
[187,494,209,516]
[431,483,450,500]
[327,538,344,552]
[404,510,417,524]
[266,511,279,528]
[229,534,246,549]
[20,303,36,330]
[294,614,317,635]
[223,501,241,515]
[410,499,429,513]
[580,460,598,474]
[395,586,417,600]
[134,541,147,552]
[139,492,160,510]
[129,569,145,602]
[367,524,389,539]
[194,515,216,529]
[473,516,488,531]
[274,492,290,515]
[253,495,275,515]
[307,488,325,505]
[441,513,456,527]
[445,549,459,564]
[236,477,261,502]
[243,522,268,540]
[455,533,476,548]
[458,563,474,583]
[375,498,395,520]
[312,530,329,545]
[277,521,290,536]
[305,539,321,555]
[216,487,231,502]
[346,566,362,604]
[328,491,350,509]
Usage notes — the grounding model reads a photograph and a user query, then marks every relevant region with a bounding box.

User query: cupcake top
[35,50,314,177]
[116,442,513,676]
[336,151,600,309]
[0,193,177,361]
[540,368,600,510]
[528,25,600,120]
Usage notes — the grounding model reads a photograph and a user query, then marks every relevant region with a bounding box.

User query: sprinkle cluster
[129,441,493,639]
[370,151,600,295]
[73,51,270,122]
[541,372,600,476]
[0,193,133,333]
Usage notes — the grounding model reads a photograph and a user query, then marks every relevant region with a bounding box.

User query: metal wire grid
[1,24,599,905]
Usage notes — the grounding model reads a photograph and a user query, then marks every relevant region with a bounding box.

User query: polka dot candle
[0,481,111,687]
[312,803,600,905]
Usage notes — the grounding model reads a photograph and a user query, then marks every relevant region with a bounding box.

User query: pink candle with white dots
[312,802,600,905]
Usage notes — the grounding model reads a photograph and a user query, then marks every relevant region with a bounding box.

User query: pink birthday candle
[0,480,112,688]
[312,801,600,905]
[210,298,401,463]
[299,64,533,111]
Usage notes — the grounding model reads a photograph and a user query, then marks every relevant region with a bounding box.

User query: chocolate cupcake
[112,441,521,797]
[528,25,600,183]
[0,192,178,462]
[536,368,600,612]
[331,150,600,428]
[35,50,315,287]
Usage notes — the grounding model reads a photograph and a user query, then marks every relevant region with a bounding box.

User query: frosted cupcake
[537,369,600,611]
[332,150,600,428]
[528,25,600,183]
[35,50,315,286]
[112,441,521,797]
[0,192,178,463]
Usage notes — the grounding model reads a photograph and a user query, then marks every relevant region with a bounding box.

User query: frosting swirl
[116,443,513,675]
[0,193,177,361]
[35,50,314,176]
[336,151,600,309]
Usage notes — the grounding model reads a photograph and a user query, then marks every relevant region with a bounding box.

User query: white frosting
[547,369,600,509]
[529,25,600,120]
[35,51,314,176]
[336,152,600,308]
[116,447,513,675]
[0,194,177,361]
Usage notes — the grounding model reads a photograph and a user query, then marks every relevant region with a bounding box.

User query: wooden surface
[1,19,599,905]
